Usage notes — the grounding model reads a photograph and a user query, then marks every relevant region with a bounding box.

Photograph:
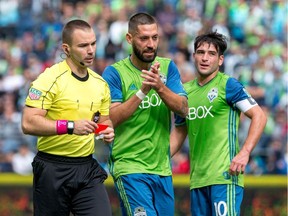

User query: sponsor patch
[207,87,218,103]
[29,88,42,100]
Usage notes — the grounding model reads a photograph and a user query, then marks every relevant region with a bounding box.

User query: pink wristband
[56,120,68,135]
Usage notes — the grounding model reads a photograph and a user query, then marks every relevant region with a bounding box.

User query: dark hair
[194,31,228,56]
[128,12,157,34]
[62,19,92,45]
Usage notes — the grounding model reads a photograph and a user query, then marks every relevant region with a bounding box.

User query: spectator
[266,138,287,175]
[11,143,35,175]
[0,93,24,154]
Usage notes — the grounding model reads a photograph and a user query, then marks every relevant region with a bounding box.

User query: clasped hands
[140,62,163,94]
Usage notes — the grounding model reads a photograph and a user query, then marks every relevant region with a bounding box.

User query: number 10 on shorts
[214,201,228,216]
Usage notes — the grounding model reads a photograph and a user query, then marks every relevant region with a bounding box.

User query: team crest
[134,206,147,216]
[159,73,167,85]
[207,87,218,103]
[29,87,42,100]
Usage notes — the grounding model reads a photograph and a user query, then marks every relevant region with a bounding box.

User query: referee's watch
[67,121,74,135]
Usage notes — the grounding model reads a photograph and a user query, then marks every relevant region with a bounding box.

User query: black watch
[67,121,74,135]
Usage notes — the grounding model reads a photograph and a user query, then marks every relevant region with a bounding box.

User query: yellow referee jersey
[25,60,111,157]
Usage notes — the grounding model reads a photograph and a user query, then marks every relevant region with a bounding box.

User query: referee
[21,19,114,216]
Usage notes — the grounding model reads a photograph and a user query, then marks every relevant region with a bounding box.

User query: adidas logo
[129,84,138,90]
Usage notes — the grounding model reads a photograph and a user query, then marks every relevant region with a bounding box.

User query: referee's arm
[21,106,56,136]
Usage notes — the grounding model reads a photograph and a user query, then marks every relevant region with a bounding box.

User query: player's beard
[132,43,157,63]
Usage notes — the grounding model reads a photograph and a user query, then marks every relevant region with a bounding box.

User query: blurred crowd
[0,0,287,176]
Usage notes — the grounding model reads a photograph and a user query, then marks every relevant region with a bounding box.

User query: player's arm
[155,86,187,118]
[170,124,188,157]
[98,115,113,128]
[229,103,267,176]
[141,62,188,117]
[226,78,267,175]
[102,65,152,128]
[108,88,149,128]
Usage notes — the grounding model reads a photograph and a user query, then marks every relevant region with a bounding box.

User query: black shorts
[32,151,112,216]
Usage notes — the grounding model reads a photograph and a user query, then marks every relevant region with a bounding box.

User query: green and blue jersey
[176,72,257,189]
[103,56,187,179]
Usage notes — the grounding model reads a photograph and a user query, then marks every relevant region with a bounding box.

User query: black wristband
[67,121,74,135]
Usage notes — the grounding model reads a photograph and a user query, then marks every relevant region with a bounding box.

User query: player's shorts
[190,184,243,216]
[114,173,174,216]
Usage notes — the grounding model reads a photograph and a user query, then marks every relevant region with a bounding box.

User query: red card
[94,124,108,134]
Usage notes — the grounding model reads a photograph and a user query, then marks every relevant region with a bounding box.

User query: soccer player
[102,12,188,216]
[21,19,114,216]
[170,31,267,215]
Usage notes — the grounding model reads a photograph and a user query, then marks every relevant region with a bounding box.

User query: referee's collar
[71,71,89,81]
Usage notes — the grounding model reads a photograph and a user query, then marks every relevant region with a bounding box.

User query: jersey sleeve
[226,77,257,111]
[25,68,56,110]
[174,113,186,126]
[99,82,111,116]
[166,61,187,97]
[102,66,123,103]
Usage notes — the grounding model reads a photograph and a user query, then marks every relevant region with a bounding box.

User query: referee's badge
[29,88,42,100]
[207,87,218,103]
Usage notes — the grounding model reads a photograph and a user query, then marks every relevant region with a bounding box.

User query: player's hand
[141,62,163,92]
[229,148,250,176]
[140,83,151,95]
